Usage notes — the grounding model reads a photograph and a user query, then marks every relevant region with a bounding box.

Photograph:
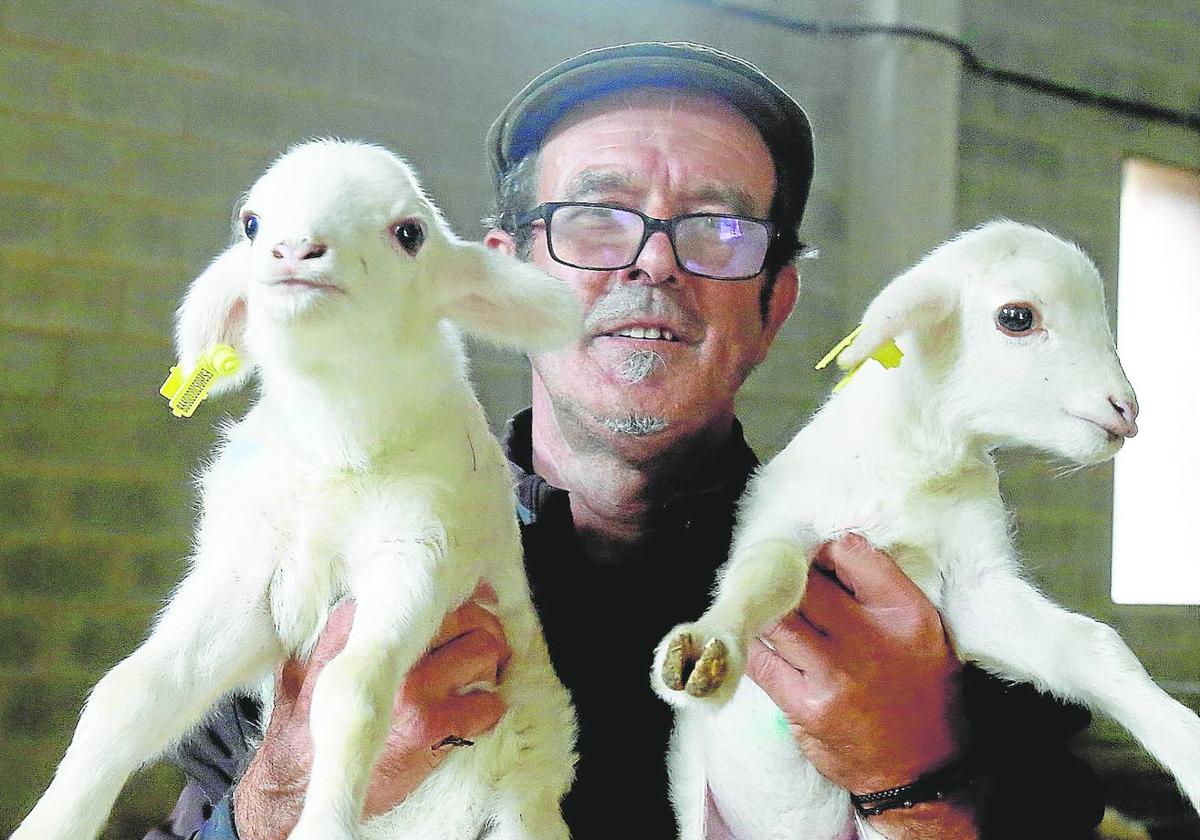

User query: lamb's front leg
[287,508,467,840]
[653,530,819,709]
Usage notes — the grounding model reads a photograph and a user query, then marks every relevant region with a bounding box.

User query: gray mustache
[583,285,702,336]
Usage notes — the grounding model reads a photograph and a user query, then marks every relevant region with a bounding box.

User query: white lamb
[14,139,580,840]
[651,220,1200,840]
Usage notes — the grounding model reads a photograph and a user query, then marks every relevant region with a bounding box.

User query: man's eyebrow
[561,170,644,200]
[683,184,760,217]
[560,172,763,216]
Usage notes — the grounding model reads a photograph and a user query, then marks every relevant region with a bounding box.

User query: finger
[443,690,507,738]
[810,542,852,591]
[757,610,829,674]
[428,600,507,652]
[745,637,809,711]
[419,690,507,748]
[274,655,307,712]
[816,533,924,608]
[794,564,862,636]
[309,599,357,666]
[286,599,358,710]
[405,629,511,702]
[470,580,499,606]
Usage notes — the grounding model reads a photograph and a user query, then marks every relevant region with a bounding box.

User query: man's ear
[763,263,799,346]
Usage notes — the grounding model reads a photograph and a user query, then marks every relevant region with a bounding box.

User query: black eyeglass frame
[514,201,781,281]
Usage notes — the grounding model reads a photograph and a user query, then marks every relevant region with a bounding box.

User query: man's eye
[569,208,621,225]
[576,218,625,236]
[701,216,745,239]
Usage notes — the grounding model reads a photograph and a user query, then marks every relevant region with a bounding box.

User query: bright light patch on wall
[1111,158,1200,605]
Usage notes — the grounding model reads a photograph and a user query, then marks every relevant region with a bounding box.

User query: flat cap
[487,41,815,225]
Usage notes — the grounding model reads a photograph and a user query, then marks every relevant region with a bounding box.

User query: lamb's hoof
[661,632,729,697]
[661,631,693,691]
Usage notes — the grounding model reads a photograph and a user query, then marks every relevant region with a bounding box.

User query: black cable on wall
[681,0,1200,134]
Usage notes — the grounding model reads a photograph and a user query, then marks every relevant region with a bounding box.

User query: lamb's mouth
[271,277,345,294]
[1068,412,1124,444]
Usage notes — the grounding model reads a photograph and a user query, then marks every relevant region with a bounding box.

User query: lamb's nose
[1108,396,1139,438]
[271,239,327,262]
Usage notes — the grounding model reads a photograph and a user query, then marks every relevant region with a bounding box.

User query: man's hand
[745,535,978,838]
[233,586,511,840]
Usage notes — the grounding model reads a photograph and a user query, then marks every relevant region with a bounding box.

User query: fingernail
[843,532,868,551]
[755,633,778,653]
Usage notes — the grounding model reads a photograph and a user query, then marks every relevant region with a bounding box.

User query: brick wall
[1,0,1196,835]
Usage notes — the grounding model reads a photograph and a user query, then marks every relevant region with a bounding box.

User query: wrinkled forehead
[245,143,427,219]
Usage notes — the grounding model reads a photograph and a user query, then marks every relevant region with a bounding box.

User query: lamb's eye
[996,303,1037,335]
[242,214,259,241]
[393,220,425,255]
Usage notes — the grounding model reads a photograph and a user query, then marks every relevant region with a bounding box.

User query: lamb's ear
[835,257,960,370]
[174,242,255,394]
[439,241,583,352]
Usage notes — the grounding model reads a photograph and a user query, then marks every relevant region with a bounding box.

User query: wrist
[860,791,983,840]
[850,751,978,816]
[231,753,308,840]
[852,753,987,840]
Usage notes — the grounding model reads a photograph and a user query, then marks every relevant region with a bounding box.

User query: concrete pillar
[844,0,962,285]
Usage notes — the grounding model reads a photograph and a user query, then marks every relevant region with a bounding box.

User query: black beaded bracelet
[849,753,980,817]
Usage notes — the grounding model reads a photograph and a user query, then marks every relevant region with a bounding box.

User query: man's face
[501,91,796,458]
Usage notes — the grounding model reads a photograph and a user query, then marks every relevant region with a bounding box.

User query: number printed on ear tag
[160,344,241,417]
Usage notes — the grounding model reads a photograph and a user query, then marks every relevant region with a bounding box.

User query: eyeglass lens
[548,205,770,279]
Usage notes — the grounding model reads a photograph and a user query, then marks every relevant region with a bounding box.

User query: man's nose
[625,230,678,285]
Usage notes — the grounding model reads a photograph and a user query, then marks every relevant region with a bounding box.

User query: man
[151,43,1103,840]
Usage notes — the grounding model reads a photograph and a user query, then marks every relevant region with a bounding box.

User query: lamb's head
[837,220,1138,465]
[173,139,581,392]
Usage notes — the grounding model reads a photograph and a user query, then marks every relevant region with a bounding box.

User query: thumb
[273,656,307,716]
[815,534,924,609]
[286,600,357,712]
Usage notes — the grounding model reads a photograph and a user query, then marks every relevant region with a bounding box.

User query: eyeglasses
[515,202,778,281]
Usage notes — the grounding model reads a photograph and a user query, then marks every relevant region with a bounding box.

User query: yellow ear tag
[814,324,903,393]
[160,343,241,418]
